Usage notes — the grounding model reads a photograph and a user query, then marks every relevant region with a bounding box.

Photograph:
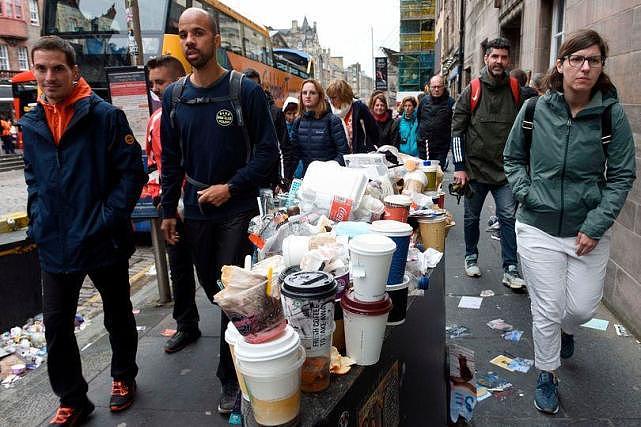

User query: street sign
[375,57,388,91]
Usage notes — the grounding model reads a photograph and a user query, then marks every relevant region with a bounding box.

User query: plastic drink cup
[281,271,337,393]
[341,289,393,365]
[418,216,447,252]
[235,325,305,426]
[383,195,412,223]
[282,235,311,267]
[333,268,350,300]
[349,234,396,302]
[386,275,410,325]
[224,322,250,400]
[370,220,413,285]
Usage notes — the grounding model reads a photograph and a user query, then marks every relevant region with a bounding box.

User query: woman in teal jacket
[504,29,636,415]
[395,96,419,157]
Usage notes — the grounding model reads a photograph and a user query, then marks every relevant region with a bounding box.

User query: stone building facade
[435,0,641,335]
[271,18,332,87]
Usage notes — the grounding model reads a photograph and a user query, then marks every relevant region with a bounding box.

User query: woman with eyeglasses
[504,29,636,415]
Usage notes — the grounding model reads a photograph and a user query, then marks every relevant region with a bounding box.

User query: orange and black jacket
[19,80,147,273]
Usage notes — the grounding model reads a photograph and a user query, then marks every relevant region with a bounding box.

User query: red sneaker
[49,401,94,426]
[109,379,136,412]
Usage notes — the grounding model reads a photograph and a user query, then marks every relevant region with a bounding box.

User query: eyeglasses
[564,55,605,68]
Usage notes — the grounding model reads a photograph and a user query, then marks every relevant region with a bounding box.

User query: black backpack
[522,96,613,159]
[168,70,279,189]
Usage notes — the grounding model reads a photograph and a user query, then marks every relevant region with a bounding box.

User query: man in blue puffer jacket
[20,36,147,424]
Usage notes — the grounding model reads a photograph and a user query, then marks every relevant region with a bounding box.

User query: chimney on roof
[292,20,298,31]
[313,21,317,31]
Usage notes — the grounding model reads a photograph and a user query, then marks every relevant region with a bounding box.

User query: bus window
[243,24,267,64]
[46,0,168,34]
[218,12,243,55]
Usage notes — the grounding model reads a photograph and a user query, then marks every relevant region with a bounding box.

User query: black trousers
[166,218,199,331]
[42,259,138,406]
[183,210,256,387]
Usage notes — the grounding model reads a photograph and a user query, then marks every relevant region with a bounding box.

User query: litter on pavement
[502,330,523,342]
[446,324,471,339]
[0,315,48,387]
[615,324,631,336]
[487,318,513,331]
[480,289,495,297]
[458,296,483,309]
[581,318,609,331]
[477,372,512,392]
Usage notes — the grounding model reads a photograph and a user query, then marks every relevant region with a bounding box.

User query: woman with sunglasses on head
[290,79,349,175]
[504,29,636,415]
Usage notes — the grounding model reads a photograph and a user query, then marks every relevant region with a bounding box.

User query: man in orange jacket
[21,36,146,426]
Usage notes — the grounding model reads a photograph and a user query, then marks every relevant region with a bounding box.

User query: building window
[29,0,38,25]
[13,0,20,18]
[550,0,565,65]
[18,46,28,69]
[0,45,9,70]
[0,0,24,19]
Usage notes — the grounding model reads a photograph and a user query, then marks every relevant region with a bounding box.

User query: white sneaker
[502,265,526,289]
[464,255,481,277]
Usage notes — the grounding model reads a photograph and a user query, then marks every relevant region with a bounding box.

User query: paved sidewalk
[444,175,641,426]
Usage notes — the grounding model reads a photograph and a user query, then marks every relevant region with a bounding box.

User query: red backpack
[470,76,520,113]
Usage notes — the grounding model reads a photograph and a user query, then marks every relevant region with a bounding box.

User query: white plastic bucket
[235,326,305,426]
[341,290,393,366]
[224,323,249,400]
[349,234,396,302]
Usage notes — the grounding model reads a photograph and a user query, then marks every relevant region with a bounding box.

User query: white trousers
[515,221,611,371]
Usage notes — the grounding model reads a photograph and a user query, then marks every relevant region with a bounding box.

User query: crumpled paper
[329,346,355,375]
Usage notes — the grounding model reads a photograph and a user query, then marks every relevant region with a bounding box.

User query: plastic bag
[214,269,286,343]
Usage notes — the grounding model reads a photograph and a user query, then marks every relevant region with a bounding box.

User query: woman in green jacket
[504,29,636,415]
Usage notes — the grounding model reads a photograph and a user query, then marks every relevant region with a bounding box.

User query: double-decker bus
[42,0,311,105]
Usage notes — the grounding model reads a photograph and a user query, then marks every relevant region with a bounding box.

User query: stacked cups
[383,195,412,223]
[281,271,337,393]
[344,234,396,365]
[234,325,305,426]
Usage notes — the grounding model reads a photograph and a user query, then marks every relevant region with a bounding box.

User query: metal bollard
[150,218,171,304]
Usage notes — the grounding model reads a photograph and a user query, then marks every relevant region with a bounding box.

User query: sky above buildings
[219,0,400,77]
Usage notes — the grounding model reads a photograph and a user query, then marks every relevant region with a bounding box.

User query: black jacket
[266,92,293,185]
[20,94,147,273]
[417,90,455,159]
[374,109,398,147]
[291,110,349,173]
[349,100,380,153]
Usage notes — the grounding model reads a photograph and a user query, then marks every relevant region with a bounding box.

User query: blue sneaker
[561,331,574,359]
[534,371,559,414]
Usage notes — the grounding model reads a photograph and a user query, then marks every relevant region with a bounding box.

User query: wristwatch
[227,182,237,197]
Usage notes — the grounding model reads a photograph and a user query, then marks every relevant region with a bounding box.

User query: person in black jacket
[417,75,455,166]
[368,91,397,147]
[244,68,290,187]
[510,68,539,100]
[326,79,380,153]
[160,9,279,414]
[290,79,349,173]
[22,36,147,423]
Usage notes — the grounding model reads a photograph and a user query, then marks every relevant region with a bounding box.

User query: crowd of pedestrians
[19,6,635,424]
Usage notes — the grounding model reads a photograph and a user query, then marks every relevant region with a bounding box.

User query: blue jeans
[463,180,517,269]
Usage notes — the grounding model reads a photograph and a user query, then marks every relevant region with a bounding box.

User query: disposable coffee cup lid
[235,325,300,362]
[282,271,337,299]
[340,289,393,316]
[370,220,413,237]
[349,233,396,255]
[384,195,411,207]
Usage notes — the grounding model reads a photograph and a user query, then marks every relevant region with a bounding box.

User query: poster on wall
[375,57,388,91]
[106,66,152,148]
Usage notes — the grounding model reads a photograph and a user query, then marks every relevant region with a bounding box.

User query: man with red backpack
[451,37,525,290]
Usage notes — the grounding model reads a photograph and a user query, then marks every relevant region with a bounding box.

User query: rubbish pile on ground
[0,315,47,388]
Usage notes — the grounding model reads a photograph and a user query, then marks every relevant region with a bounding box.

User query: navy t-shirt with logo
[160,71,279,220]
